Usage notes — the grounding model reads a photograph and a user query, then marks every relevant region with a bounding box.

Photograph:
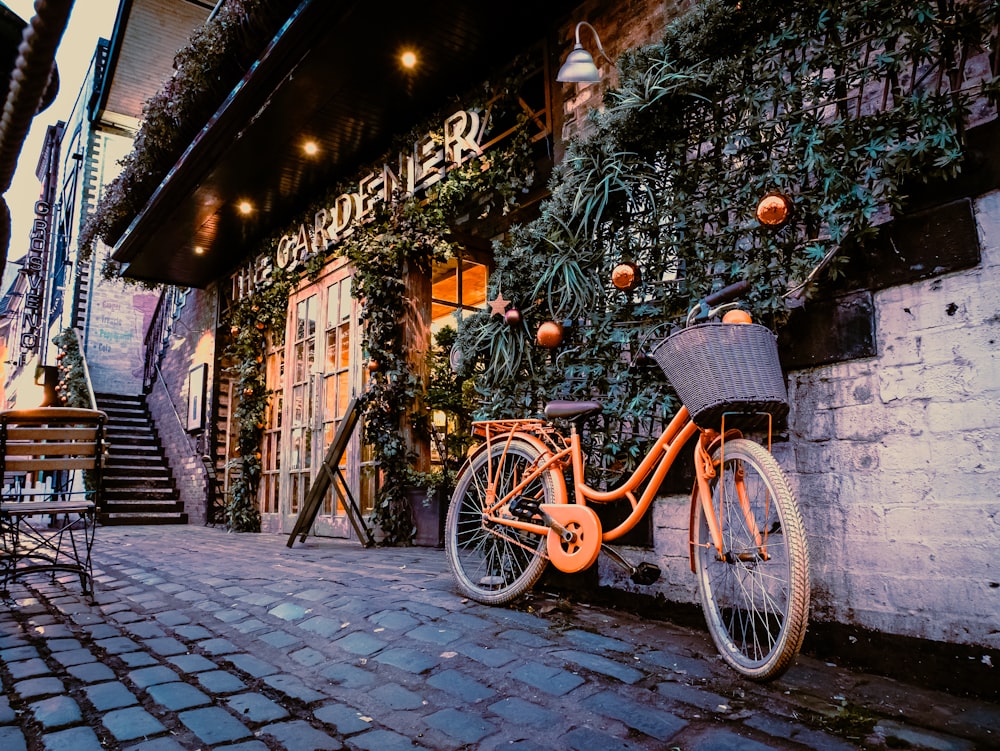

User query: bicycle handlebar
[686,280,750,325]
[702,280,750,307]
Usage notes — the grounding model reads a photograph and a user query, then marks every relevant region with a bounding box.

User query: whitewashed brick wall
[602,190,1000,648]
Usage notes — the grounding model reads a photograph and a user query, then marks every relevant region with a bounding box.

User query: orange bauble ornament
[536,321,564,348]
[367,359,379,372]
[755,192,793,227]
[611,262,641,291]
[723,309,753,324]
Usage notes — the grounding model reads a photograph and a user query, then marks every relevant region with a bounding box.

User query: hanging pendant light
[557,21,612,84]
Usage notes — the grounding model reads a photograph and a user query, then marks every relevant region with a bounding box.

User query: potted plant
[406,327,476,546]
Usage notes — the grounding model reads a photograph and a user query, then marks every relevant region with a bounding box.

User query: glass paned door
[259,333,284,520]
[284,293,317,526]
[279,264,370,538]
[322,277,353,514]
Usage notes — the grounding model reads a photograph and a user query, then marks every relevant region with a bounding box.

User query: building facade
[70,0,1000,671]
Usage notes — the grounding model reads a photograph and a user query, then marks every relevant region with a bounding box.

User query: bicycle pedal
[630,562,661,585]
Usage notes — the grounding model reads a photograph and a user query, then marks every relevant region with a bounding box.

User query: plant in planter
[404,326,477,545]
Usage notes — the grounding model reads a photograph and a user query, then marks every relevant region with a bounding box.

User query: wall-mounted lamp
[557,21,612,84]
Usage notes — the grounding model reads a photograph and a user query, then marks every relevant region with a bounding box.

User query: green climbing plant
[223,267,292,532]
[456,0,1000,478]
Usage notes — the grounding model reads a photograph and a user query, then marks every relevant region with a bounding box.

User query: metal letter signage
[230,108,488,301]
[273,109,486,271]
[19,201,51,363]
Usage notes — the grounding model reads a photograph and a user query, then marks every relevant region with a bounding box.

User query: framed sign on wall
[187,363,207,432]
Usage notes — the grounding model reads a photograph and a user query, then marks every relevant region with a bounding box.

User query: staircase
[95,393,188,525]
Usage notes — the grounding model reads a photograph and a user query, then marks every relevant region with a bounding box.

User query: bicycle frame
[469,406,759,571]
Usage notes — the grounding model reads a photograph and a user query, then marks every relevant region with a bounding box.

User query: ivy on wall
[223,271,292,532]
[456,0,1000,479]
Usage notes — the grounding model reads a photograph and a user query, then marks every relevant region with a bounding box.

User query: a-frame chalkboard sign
[286,395,375,548]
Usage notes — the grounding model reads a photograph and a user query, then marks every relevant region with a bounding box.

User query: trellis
[458,0,1000,479]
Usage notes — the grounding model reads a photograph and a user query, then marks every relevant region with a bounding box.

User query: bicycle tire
[445,436,560,605]
[693,438,810,681]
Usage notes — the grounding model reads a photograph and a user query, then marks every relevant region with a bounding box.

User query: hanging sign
[19,200,51,363]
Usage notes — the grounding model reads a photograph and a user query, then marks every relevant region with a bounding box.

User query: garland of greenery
[52,328,91,410]
[222,270,292,532]
[456,0,1000,480]
[51,327,101,491]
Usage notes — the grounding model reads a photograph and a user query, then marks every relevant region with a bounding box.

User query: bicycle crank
[601,544,662,585]
[538,504,601,573]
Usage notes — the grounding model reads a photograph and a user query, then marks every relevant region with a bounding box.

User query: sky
[3,0,120,285]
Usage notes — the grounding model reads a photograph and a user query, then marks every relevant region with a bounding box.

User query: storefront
[208,51,558,539]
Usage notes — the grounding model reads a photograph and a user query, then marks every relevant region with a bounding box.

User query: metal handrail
[71,328,97,410]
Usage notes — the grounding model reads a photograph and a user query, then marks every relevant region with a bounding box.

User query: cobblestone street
[1,525,997,750]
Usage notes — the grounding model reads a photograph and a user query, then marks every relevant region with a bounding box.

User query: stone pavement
[1,526,998,751]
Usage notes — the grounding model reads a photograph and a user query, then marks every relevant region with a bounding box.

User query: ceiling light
[401,50,417,69]
[557,21,612,84]
[303,140,319,156]
[238,200,253,215]
[193,245,205,255]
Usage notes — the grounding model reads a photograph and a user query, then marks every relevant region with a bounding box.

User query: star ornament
[488,291,511,317]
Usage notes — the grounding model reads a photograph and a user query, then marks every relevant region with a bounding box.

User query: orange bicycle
[445,282,810,681]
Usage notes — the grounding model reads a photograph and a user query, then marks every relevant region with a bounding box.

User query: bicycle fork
[689,431,769,572]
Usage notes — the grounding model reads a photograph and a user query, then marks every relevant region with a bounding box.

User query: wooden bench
[0,408,107,597]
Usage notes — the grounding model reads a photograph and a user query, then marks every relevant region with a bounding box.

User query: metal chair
[0,408,107,597]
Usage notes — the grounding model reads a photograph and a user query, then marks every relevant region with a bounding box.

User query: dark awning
[112,0,580,288]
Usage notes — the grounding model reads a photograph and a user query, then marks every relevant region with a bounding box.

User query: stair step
[94,392,186,526]
[106,448,163,459]
[104,489,177,501]
[101,501,186,513]
[99,514,189,526]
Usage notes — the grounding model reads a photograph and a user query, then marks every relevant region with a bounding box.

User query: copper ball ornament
[755,192,793,227]
[611,262,642,291]
[367,359,379,373]
[504,308,522,326]
[536,320,564,348]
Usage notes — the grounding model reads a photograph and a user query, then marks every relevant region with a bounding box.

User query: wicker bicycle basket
[651,322,788,429]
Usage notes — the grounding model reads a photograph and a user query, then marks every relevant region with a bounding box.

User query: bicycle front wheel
[445,436,561,606]
[694,438,810,681]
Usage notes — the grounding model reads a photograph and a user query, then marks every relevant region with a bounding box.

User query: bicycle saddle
[544,400,603,420]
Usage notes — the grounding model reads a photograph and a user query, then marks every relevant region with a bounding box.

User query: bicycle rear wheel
[694,438,810,681]
[445,436,560,606]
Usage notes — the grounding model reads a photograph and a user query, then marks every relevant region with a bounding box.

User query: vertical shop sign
[19,200,51,363]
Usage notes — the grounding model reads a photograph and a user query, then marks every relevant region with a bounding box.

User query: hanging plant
[80,0,302,257]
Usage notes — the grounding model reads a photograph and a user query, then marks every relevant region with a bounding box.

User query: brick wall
[601,191,1000,649]
[146,286,220,527]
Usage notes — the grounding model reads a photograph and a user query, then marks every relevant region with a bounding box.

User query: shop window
[430,254,488,335]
